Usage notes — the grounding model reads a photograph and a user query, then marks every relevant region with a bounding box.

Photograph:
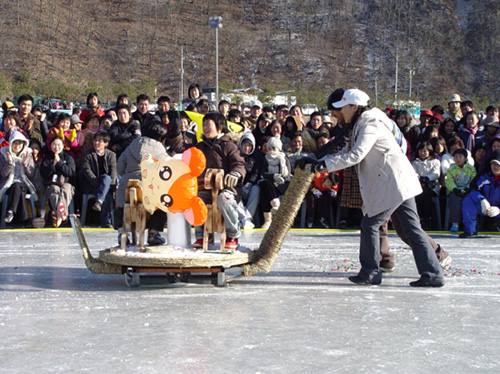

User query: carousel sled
[70,168,315,287]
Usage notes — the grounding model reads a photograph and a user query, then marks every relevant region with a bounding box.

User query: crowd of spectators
[1,89,499,244]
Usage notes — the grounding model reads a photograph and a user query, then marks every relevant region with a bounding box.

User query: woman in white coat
[298,89,444,287]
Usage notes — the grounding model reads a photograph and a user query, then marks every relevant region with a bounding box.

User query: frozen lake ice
[0,227,499,373]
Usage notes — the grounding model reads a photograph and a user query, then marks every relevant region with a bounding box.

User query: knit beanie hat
[267,136,282,151]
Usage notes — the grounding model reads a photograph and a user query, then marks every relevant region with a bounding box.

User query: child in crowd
[169,112,246,250]
[79,131,117,228]
[0,131,37,225]
[445,148,476,232]
[430,136,448,190]
[459,150,500,237]
[305,171,341,228]
[40,136,76,228]
[441,137,474,177]
[430,136,447,161]
[258,136,291,229]
[412,141,441,229]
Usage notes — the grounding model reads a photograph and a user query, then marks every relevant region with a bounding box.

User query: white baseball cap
[251,100,263,109]
[332,89,370,108]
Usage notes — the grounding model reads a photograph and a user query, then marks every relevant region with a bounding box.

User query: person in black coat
[79,131,117,227]
[239,132,266,229]
[108,104,141,159]
[132,94,155,131]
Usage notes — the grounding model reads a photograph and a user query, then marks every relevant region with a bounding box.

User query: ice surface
[0,228,499,373]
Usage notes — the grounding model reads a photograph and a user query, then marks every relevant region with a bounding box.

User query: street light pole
[209,16,223,105]
[409,69,415,98]
[180,45,184,105]
[394,51,399,101]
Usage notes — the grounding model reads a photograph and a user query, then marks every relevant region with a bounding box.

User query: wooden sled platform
[70,215,252,287]
[70,168,316,288]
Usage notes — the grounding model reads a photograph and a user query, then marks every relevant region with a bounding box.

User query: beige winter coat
[322,107,422,217]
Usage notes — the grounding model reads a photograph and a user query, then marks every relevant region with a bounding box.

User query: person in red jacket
[305,171,341,228]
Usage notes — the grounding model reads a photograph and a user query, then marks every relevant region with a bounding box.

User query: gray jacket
[116,136,167,207]
[323,107,421,217]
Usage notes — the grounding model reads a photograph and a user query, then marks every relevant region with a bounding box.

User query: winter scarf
[464,126,478,151]
[265,151,289,180]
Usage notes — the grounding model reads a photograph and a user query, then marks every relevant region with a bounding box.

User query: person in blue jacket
[460,150,500,237]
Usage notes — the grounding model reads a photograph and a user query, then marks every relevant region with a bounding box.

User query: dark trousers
[379,214,448,268]
[258,179,281,213]
[306,191,334,222]
[359,197,444,283]
[113,207,167,232]
[415,186,436,228]
[6,183,29,222]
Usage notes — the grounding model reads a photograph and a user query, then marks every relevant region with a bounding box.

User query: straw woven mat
[98,245,253,268]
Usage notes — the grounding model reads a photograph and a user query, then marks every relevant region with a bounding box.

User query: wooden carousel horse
[118,179,147,252]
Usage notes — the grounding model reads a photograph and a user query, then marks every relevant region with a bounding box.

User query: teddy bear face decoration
[140,148,207,226]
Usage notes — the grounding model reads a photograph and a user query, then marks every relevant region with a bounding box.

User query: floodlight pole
[180,46,184,104]
[209,16,223,104]
[409,69,415,98]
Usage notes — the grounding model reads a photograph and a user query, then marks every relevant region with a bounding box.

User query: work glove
[311,188,322,199]
[487,206,500,217]
[480,199,491,215]
[273,174,285,185]
[57,127,65,139]
[68,128,76,142]
[224,171,241,188]
[294,157,326,173]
